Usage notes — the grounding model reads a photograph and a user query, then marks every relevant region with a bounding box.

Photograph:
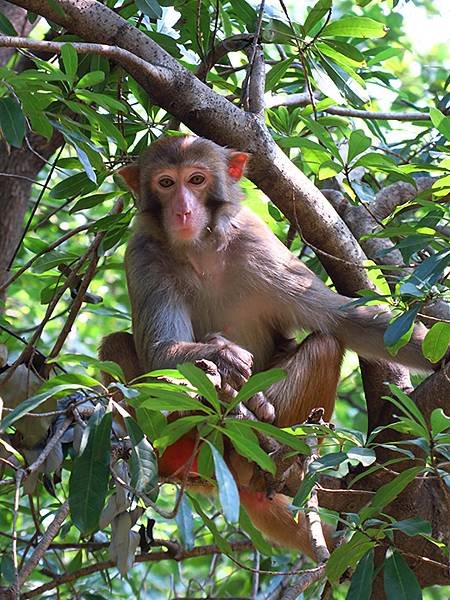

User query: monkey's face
[119,136,249,246]
[150,165,211,244]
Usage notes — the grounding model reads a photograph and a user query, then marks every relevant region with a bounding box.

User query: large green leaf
[422,322,450,363]
[303,0,332,35]
[360,467,422,521]
[327,532,375,585]
[383,551,422,600]
[347,548,374,600]
[207,441,240,524]
[69,405,112,535]
[126,417,158,501]
[0,97,25,147]
[61,43,78,81]
[322,16,387,39]
[176,494,194,550]
[234,368,286,404]
[177,363,220,411]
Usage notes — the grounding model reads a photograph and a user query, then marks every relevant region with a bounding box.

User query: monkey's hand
[202,334,275,423]
[203,333,253,390]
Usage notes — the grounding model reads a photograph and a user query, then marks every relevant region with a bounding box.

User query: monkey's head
[119,135,248,246]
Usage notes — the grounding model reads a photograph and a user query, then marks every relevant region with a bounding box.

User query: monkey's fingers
[245,392,275,423]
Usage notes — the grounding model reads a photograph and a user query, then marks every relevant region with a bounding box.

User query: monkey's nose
[176,210,192,225]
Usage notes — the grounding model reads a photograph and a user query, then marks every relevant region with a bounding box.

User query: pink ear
[228,152,249,181]
[118,163,140,195]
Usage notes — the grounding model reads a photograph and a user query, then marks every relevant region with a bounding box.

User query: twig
[45,197,124,365]
[25,416,72,477]
[7,145,65,271]
[0,224,90,295]
[12,470,24,599]
[18,500,70,587]
[21,540,254,598]
[241,0,265,112]
[266,94,433,121]
[279,565,326,600]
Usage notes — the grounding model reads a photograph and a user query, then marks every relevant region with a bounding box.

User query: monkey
[99,134,436,558]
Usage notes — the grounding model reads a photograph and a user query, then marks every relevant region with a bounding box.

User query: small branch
[0,223,90,295]
[279,564,326,600]
[21,540,254,598]
[25,416,72,477]
[45,197,124,364]
[266,94,433,121]
[304,437,330,564]
[244,44,265,118]
[18,500,70,587]
[241,0,265,113]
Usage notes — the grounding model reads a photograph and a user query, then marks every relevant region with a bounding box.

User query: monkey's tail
[335,301,432,372]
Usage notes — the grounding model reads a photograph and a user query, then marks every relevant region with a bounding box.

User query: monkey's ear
[118,164,140,196]
[228,152,249,181]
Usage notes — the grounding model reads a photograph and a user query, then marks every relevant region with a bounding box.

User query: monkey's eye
[189,174,206,185]
[158,177,175,188]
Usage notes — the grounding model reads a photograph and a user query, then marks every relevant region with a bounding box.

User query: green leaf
[422,322,450,363]
[189,495,233,554]
[430,107,450,142]
[383,550,422,600]
[224,422,275,474]
[327,532,375,585]
[0,384,85,432]
[135,0,162,19]
[154,415,205,453]
[126,417,158,501]
[384,306,420,348]
[207,441,240,524]
[385,384,428,431]
[347,130,372,164]
[347,548,374,600]
[239,420,310,454]
[293,472,317,506]
[0,12,18,35]
[234,368,286,404]
[49,172,97,199]
[360,467,422,521]
[319,57,370,106]
[303,0,332,35]
[0,97,25,148]
[322,16,387,39]
[69,405,112,535]
[61,43,78,81]
[176,494,194,550]
[430,408,450,437]
[390,518,431,537]
[134,386,209,413]
[310,60,345,104]
[347,447,376,467]
[265,57,294,92]
[76,71,105,89]
[177,363,220,411]
[135,405,167,440]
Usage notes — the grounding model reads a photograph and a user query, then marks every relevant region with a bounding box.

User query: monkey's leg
[98,331,142,385]
[237,334,344,557]
[266,333,344,427]
[239,488,334,558]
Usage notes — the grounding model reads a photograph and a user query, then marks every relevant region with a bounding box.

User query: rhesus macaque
[100,135,434,557]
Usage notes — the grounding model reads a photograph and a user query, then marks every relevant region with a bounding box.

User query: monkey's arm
[240,213,433,372]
